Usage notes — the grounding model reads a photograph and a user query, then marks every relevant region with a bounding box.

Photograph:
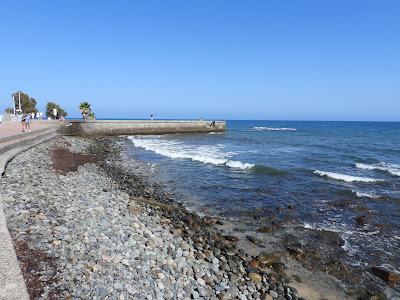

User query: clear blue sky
[0,0,399,120]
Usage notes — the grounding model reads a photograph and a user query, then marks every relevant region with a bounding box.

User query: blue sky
[0,0,399,120]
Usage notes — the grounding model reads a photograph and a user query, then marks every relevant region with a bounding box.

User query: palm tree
[79,101,91,120]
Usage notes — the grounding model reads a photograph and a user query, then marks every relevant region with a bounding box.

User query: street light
[18,92,21,113]
[12,94,16,115]
[11,92,22,115]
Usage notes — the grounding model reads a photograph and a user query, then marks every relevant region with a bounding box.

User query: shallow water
[125,120,400,279]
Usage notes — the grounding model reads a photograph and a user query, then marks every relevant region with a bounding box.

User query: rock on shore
[1,136,299,299]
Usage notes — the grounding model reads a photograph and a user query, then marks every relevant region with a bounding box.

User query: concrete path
[0,120,58,140]
[0,122,61,300]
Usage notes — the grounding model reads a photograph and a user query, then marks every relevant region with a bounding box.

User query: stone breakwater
[1,136,300,300]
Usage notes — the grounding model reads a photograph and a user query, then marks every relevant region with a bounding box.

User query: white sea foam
[128,136,255,170]
[352,190,381,199]
[356,162,400,177]
[303,223,315,230]
[303,223,361,255]
[253,127,297,131]
[341,237,352,253]
[225,160,255,169]
[302,222,342,233]
[314,170,383,183]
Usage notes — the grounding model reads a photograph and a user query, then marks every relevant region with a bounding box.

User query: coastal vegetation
[6,91,38,113]
[79,101,95,120]
[45,102,68,119]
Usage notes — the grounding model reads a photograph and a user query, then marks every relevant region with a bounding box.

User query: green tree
[46,102,68,119]
[12,91,38,113]
[79,101,95,120]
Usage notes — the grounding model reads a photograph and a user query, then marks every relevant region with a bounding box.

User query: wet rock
[246,235,264,247]
[203,217,223,226]
[256,226,277,233]
[354,215,367,226]
[309,229,345,247]
[271,262,285,273]
[286,244,304,260]
[248,259,260,269]
[257,252,279,265]
[370,267,400,283]
[374,223,387,230]
[182,216,195,227]
[224,235,239,242]
[354,205,371,213]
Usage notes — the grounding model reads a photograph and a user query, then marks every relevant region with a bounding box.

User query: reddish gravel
[13,239,58,299]
[51,146,99,175]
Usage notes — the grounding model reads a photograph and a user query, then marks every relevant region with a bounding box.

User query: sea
[124,120,400,287]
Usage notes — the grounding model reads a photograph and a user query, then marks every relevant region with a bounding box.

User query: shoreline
[119,136,400,299]
[1,136,299,299]
[1,135,398,299]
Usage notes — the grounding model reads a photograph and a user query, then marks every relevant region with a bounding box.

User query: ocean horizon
[66,118,400,123]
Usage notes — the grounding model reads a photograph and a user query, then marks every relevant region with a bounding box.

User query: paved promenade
[0,120,56,139]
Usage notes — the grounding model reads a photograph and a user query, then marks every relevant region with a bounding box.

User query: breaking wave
[314,170,384,183]
[352,190,381,199]
[253,127,297,131]
[356,162,400,177]
[128,136,255,170]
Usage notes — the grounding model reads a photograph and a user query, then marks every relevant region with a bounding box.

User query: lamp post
[12,94,16,115]
[18,92,21,113]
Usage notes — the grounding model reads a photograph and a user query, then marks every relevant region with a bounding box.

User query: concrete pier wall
[60,120,226,136]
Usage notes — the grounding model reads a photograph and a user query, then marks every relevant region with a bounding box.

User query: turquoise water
[126,120,400,276]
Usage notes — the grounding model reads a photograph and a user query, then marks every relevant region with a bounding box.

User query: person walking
[25,113,31,132]
[21,113,27,132]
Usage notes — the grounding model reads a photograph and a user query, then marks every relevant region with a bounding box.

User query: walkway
[0,120,57,139]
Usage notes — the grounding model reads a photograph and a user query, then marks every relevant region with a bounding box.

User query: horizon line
[65,117,400,123]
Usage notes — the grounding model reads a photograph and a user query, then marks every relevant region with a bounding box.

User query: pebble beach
[1,136,301,300]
